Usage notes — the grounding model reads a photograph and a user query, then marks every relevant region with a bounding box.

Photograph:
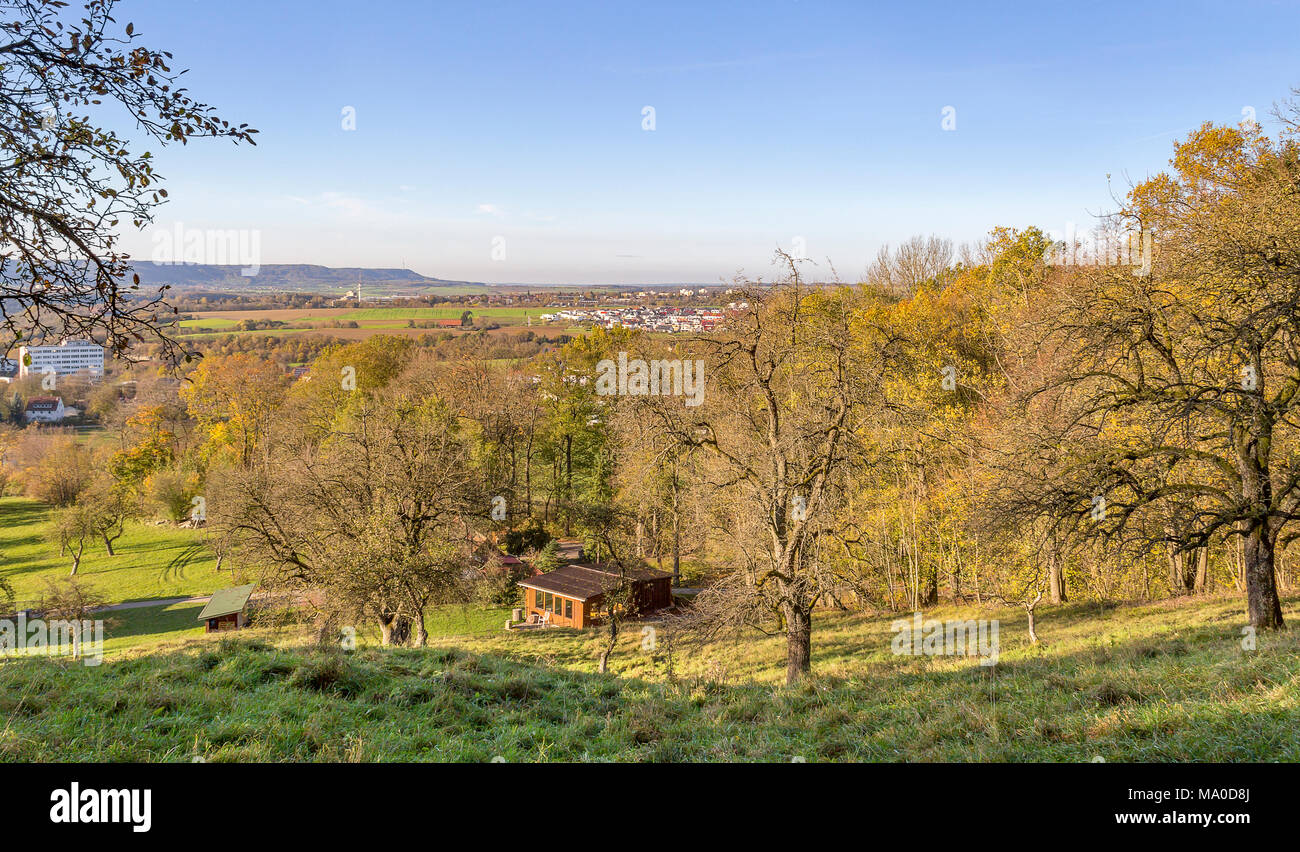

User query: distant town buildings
[539,306,727,333]
[17,340,104,379]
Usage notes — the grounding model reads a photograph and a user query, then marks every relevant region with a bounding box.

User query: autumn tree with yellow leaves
[996,113,1300,630]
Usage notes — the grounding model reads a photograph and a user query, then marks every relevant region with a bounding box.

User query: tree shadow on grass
[0,500,49,549]
[6,598,1297,762]
[103,602,206,645]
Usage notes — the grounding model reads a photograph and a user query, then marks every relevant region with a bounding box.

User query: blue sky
[119,0,1300,284]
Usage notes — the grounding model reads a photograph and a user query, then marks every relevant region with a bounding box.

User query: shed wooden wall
[525,587,584,627]
[205,613,243,633]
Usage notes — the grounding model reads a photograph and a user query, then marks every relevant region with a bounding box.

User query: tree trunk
[1048,550,1067,603]
[1232,534,1246,592]
[597,615,618,674]
[413,610,428,647]
[564,433,573,535]
[1166,545,1184,595]
[653,510,664,570]
[70,541,84,576]
[670,467,681,587]
[1025,603,1038,644]
[950,539,962,601]
[379,613,413,646]
[784,607,812,685]
[102,532,115,556]
[1167,542,1201,594]
[1243,523,1285,629]
[1193,546,1208,593]
[525,433,534,511]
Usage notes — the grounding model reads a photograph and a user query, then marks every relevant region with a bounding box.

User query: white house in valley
[23,396,66,423]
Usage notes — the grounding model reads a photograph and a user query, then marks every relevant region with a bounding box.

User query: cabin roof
[517,563,672,602]
[197,584,257,621]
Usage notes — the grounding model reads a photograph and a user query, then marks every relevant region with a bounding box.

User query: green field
[101,602,207,655]
[0,497,518,659]
[181,306,540,331]
[0,497,221,606]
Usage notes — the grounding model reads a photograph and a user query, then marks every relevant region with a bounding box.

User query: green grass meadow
[2,493,1298,761]
[0,594,1295,762]
[0,497,220,606]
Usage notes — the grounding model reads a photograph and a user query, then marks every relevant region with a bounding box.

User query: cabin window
[565,599,573,619]
[544,592,552,612]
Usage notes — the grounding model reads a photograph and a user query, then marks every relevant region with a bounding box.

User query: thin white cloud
[279,192,382,218]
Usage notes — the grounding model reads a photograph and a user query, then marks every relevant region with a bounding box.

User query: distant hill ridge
[129,262,483,292]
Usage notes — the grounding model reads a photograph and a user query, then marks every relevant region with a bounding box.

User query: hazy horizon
[112,0,1300,284]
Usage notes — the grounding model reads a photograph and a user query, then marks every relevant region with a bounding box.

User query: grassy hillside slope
[1,594,1295,762]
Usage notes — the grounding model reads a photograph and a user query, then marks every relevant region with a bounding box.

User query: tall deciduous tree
[181,353,287,469]
[652,253,905,683]
[210,390,482,647]
[1007,119,1300,630]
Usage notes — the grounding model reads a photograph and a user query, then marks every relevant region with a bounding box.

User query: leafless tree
[865,235,955,298]
[209,393,484,646]
[643,251,906,683]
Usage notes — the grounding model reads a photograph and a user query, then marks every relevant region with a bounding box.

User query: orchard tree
[48,502,94,574]
[650,252,906,684]
[80,469,137,554]
[1009,118,1300,630]
[210,391,483,647]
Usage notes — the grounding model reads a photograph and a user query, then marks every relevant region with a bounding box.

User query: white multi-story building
[18,340,104,379]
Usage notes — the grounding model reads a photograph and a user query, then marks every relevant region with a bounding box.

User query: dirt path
[93,596,210,613]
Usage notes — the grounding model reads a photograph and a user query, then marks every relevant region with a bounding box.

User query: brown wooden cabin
[517,563,673,628]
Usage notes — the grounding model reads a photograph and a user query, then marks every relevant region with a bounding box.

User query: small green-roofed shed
[197,584,256,633]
